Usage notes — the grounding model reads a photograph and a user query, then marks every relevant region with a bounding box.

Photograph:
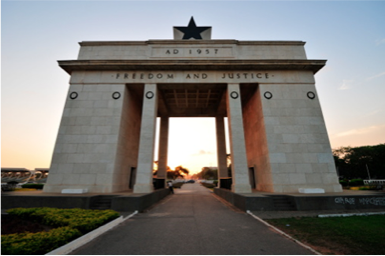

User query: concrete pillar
[157,116,169,186]
[226,83,252,193]
[134,84,158,193]
[215,116,228,187]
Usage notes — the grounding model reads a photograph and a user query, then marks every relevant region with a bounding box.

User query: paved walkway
[71,183,313,255]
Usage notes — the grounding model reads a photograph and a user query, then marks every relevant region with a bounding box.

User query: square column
[156,116,169,186]
[134,84,158,193]
[226,84,252,193]
[215,116,229,187]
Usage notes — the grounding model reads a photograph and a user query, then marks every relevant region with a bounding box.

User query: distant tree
[195,167,218,180]
[333,143,385,179]
[167,165,190,180]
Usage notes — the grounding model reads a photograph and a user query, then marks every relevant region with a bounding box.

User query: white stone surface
[298,188,325,193]
[226,84,252,193]
[77,40,307,60]
[134,84,158,194]
[216,116,228,183]
[43,83,140,193]
[46,39,340,195]
[157,117,169,180]
[70,71,314,85]
[258,83,342,193]
[61,188,88,194]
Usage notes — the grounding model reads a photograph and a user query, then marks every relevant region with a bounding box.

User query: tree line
[333,143,385,180]
[191,167,218,180]
[153,161,190,180]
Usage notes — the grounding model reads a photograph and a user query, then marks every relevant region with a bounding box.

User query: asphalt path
[71,183,313,255]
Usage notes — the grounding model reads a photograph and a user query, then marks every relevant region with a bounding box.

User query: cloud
[334,124,385,138]
[338,79,353,90]
[191,150,214,156]
[367,71,385,80]
[375,38,385,46]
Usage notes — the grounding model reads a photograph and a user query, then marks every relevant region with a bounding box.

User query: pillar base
[219,178,232,190]
[231,183,252,193]
[153,178,166,190]
[133,183,154,193]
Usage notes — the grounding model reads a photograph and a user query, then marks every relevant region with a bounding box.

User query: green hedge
[1,226,82,255]
[349,179,364,186]
[21,183,44,189]
[2,208,120,255]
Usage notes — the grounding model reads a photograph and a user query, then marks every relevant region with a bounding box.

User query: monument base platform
[1,189,170,212]
[214,188,385,211]
[3,188,384,213]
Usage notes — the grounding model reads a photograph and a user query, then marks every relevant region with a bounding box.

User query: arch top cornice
[58,59,326,75]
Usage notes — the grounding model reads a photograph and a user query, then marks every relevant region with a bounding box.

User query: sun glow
[154,118,229,175]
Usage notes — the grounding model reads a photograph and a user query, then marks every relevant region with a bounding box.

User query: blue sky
[2,0,385,173]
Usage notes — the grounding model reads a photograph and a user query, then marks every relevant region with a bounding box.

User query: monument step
[90,196,117,210]
[90,203,112,210]
[269,196,296,211]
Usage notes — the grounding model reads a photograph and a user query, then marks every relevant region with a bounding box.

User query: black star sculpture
[174,17,211,40]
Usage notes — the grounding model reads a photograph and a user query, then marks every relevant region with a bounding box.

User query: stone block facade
[44,40,342,194]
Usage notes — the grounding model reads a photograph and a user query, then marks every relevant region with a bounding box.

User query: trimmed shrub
[21,184,44,189]
[7,208,119,233]
[349,179,364,186]
[339,180,348,187]
[2,208,120,254]
[1,226,82,255]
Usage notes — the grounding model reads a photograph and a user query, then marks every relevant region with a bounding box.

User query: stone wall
[44,82,135,193]
[243,85,273,191]
[259,80,342,193]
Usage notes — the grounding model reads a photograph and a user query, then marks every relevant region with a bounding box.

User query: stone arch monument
[43,19,342,194]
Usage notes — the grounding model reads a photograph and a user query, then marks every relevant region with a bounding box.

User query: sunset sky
[2,1,385,174]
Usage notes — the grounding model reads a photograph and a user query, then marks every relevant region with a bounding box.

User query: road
[71,183,313,255]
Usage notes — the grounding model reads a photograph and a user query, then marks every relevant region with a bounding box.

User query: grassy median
[267,215,385,255]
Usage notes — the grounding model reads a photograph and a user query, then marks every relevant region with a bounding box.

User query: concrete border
[1,188,170,212]
[318,211,385,218]
[214,188,385,211]
[246,210,321,255]
[46,211,138,255]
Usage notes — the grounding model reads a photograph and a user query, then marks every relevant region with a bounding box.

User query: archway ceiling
[157,83,257,117]
[158,84,226,117]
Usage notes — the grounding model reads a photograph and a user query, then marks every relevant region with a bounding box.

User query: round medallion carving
[112,92,121,99]
[264,91,273,99]
[69,92,78,100]
[230,91,239,99]
[146,91,154,99]
[307,91,316,99]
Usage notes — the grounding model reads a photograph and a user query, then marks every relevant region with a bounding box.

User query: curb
[246,210,321,255]
[318,211,385,218]
[46,210,138,255]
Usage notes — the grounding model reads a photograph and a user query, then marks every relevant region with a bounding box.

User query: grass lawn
[266,215,385,255]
